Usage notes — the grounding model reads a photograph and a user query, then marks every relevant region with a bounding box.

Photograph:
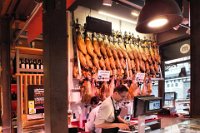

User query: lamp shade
[136,0,183,33]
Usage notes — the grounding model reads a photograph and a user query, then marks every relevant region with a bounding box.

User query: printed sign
[97,70,110,81]
[135,73,145,82]
[29,108,36,115]
[28,85,44,114]
[28,100,35,109]
[180,44,190,54]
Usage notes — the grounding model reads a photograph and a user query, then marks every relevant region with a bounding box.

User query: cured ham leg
[81,80,92,104]
[85,54,93,69]
[99,58,106,70]
[93,33,102,58]
[147,80,153,95]
[109,57,116,69]
[77,32,87,55]
[109,77,115,96]
[105,58,111,70]
[128,79,140,98]
[99,36,108,58]
[93,55,100,69]
[78,51,88,69]
[85,35,96,58]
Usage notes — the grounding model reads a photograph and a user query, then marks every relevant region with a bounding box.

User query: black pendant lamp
[136,0,183,33]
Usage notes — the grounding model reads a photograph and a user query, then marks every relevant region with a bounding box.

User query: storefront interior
[1,0,200,133]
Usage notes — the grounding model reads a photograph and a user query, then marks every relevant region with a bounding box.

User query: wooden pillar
[0,18,12,133]
[43,0,68,132]
[190,0,200,118]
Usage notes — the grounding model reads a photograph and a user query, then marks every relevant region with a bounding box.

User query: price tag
[97,70,110,81]
[29,108,36,114]
[135,73,145,82]
[28,100,35,109]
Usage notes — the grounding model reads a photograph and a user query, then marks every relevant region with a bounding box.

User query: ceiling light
[131,11,139,17]
[103,0,112,7]
[98,11,137,24]
[136,0,183,33]
[148,18,168,28]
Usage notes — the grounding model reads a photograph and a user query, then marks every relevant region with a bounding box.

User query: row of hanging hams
[80,77,116,104]
[73,30,161,80]
[80,74,153,103]
[73,28,160,103]
[127,75,153,99]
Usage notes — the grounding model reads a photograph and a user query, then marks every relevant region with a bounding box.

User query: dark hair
[179,67,187,77]
[90,96,100,105]
[113,85,128,93]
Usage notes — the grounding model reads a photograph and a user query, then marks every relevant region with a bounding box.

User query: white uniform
[85,106,101,133]
[94,97,119,133]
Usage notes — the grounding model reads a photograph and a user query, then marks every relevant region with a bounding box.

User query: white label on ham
[135,73,145,82]
[97,70,110,81]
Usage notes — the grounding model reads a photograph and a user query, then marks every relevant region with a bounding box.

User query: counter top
[150,118,200,133]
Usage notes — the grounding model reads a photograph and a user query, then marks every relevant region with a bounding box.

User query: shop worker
[89,96,101,113]
[85,96,102,133]
[95,85,130,133]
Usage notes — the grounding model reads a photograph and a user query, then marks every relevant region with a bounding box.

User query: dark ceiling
[0,0,190,45]
[0,0,36,21]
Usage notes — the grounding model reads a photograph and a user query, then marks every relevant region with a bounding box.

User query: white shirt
[94,97,120,127]
[85,105,102,133]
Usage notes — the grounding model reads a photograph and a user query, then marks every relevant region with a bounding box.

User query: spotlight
[136,0,183,33]
[103,0,112,7]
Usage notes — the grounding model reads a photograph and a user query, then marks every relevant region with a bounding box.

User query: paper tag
[97,70,110,81]
[28,100,35,109]
[29,108,36,114]
[135,73,145,82]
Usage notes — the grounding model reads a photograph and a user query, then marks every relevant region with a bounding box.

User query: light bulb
[148,18,168,28]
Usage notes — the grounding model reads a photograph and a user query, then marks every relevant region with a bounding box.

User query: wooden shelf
[19,68,43,73]
[19,35,43,41]
[15,46,43,55]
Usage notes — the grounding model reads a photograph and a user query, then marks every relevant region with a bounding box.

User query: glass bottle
[21,58,25,69]
[37,59,40,70]
[25,58,30,69]
[33,59,37,69]
[40,59,43,69]
[30,59,34,69]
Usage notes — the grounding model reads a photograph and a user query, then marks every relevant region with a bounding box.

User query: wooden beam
[0,0,11,16]
[43,0,68,132]
[0,17,12,133]
[190,0,200,118]
[11,20,26,30]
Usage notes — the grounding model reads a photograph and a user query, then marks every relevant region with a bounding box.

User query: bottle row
[19,58,43,70]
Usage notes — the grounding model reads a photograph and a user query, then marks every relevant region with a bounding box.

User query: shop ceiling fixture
[131,11,139,17]
[103,0,112,6]
[98,11,137,24]
[136,0,183,33]
[118,0,142,10]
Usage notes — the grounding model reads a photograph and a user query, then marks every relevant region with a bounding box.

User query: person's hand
[124,120,130,125]
[118,123,130,130]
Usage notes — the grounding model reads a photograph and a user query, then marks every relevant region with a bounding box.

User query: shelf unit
[15,46,44,132]
[15,46,43,74]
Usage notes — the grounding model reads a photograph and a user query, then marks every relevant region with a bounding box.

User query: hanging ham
[77,31,87,55]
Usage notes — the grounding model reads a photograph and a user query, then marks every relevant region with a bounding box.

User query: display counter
[151,118,200,133]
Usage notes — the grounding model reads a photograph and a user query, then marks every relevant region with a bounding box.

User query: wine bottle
[37,59,41,69]
[25,58,30,69]
[21,58,25,69]
[30,59,34,69]
[33,59,37,69]
[40,59,43,69]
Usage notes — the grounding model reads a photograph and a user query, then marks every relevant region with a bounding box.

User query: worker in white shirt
[85,96,102,133]
[95,85,130,133]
